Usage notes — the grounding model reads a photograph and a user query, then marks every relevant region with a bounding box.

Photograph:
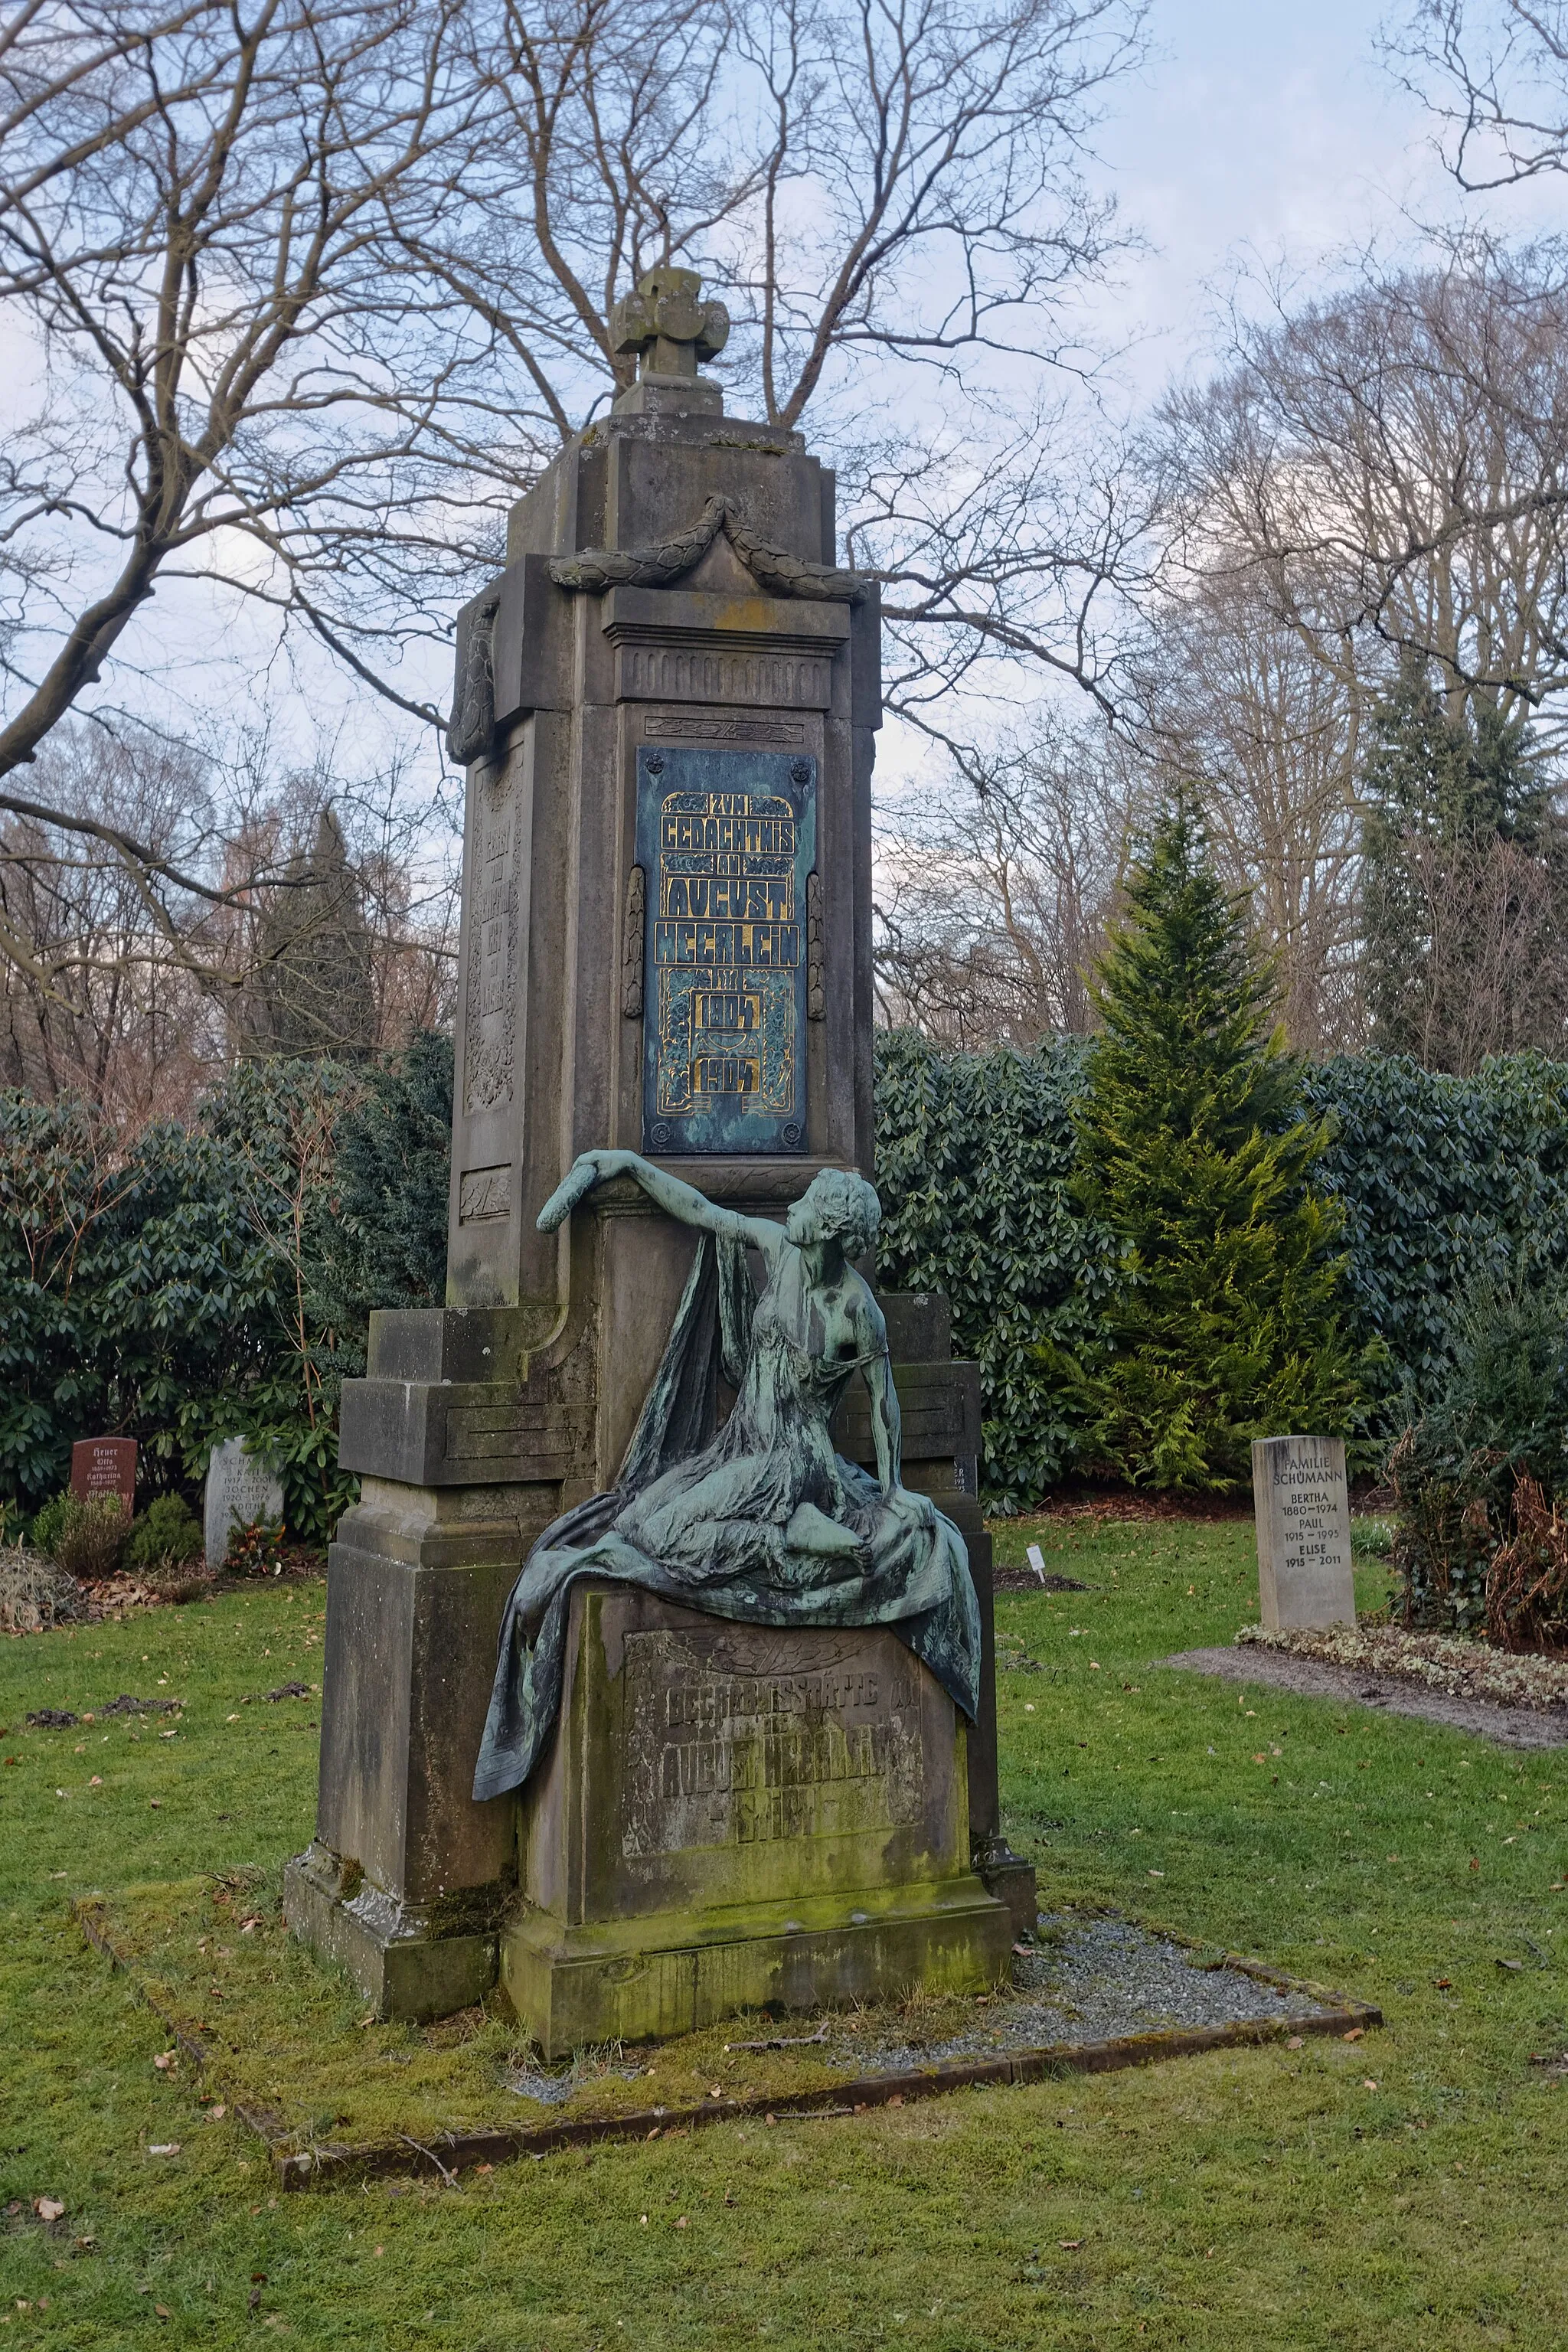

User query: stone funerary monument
[286,269,1031,2044]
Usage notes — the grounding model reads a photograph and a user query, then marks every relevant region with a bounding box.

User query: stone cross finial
[612,266,730,381]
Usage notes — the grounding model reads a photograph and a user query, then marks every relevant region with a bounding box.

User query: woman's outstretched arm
[538,1149,786,1259]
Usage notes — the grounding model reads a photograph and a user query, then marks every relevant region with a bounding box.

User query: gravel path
[1160,1644,1568,1749]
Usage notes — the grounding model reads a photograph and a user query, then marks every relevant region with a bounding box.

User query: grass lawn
[2,1520,1565,2351]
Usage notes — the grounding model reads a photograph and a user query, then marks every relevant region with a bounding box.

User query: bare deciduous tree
[1385,1,1568,189]
[1156,246,1568,727]
[0,724,217,1116]
[0,722,458,1115]
[874,717,1134,1044]
[1135,580,1364,1054]
[0,0,1150,772]
[1377,828,1568,1070]
[0,0,510,779]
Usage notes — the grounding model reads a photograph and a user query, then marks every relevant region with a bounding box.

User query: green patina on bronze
[474,1154,982,1804]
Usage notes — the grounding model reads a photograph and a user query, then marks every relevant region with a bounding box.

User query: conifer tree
[1361,653,1563,1066]
[1067,805,1359,1489]
[243,807,377,1061]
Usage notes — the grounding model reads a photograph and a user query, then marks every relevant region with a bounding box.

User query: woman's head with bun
[785,1168,881,1262]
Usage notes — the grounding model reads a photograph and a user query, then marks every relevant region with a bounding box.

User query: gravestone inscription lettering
[70,1437,136,1510]
[1250,1433,1355,1632]
[636,743,815,1155]
[620,1623,924,1857]
[204,1437,286,1572]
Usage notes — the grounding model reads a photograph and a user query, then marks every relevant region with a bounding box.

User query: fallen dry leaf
[1285,2036,1305,2050]
[33,2197,64,2223]
[1341,2028,1364,2043]
[1059,2239,1083,2250]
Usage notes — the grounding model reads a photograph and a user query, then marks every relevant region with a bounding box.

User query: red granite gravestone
[70,1436,137,1511]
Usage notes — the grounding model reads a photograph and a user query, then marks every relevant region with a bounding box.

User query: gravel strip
[1160,1645,1568,1749]
[501,1916,1341,2105]
[831,1913,1335,2076]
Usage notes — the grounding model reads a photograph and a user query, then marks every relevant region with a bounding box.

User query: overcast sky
[1080,0,1557,401]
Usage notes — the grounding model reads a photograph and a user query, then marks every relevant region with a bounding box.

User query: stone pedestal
[283,1475,537,2018]
[504,1586,1012,2055]
[289,1294,1032,2018]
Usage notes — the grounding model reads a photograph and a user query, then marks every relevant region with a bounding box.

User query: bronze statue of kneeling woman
[473,1152,981,1801]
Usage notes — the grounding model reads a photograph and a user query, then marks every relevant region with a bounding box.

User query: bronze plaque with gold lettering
[637,744,815,1154]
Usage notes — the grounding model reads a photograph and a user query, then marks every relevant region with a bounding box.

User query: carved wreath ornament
[548,494,868,604]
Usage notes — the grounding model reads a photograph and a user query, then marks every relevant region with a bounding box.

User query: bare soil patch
[1161,1644,1568,1749]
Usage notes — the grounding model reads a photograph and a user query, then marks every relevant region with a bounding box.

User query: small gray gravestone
[1250,1434,1355,1632]
[204,1439,285,1571]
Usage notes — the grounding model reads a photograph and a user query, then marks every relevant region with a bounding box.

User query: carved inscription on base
[620,1626,924,1857]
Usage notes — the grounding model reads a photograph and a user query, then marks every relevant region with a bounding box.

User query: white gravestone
[1250,1434,1355,1632]
[204,1438,286,1571]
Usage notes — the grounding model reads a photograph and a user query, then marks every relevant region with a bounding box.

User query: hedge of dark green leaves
[874,1034,1568,1506]
[871,1031,1114,1506]
[0,1036,452,1544]
[9,1031,1568,1534]
[1302,1052,1568,1425]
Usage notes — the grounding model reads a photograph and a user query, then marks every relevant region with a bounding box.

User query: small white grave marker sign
[1250,1433,1355,1632]
[1026,1543,1047,1585]
[204,1437,285,1571]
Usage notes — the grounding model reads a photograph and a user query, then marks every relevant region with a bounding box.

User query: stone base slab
[504,1586,1013,2053]
[975,1854,1039,1945]
[284,1841,500,2024]
[501,1877,1012,2057]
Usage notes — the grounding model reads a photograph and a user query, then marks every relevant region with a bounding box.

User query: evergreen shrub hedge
[874,1035,1568,1506]
[0,1034,453,1543]
[8,1027,1568,1530]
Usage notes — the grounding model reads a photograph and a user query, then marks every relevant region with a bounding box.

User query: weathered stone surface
[284,1490,535,2017]
[503,1585,1012,2053]
[283,1840,500,2025]
[1251,1434,1355,1632]
[203,1437,284,1570]
[70,1436,136,1509]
